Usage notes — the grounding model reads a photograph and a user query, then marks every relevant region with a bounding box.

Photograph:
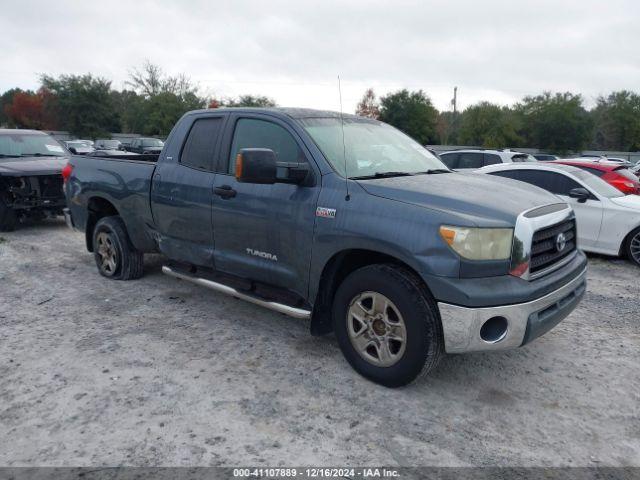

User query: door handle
[214,185,237,199]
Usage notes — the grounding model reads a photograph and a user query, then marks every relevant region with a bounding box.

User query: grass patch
[0,237,6,244]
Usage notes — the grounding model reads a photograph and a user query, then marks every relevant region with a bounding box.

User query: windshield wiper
[0,154,21,158]
[414,169,451,174]
[20,153,62,157]
[350,171,415,180]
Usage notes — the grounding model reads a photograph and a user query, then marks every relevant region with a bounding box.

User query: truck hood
[0,156,68,176]
[357,172,561,225]
[609,194,640,210]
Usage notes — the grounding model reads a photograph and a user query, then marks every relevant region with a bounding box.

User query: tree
[40,74,118,138]
[516,92,592,154]
[223,95,277,107]
[378,89,439,144]
[458,102,522,148]
[0,88,25,127]
[3,89,57,130]
[127,61,199,99]
[355,88,380,119]
[125,61,206,136]
[591,91,640,151]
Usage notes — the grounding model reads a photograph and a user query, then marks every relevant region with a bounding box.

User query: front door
[212,115,320,299]
[150,115,225,266]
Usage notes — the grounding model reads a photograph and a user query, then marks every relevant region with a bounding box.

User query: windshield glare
[0,133,66,159]
[299,117,447,178]
[572,169,624,198]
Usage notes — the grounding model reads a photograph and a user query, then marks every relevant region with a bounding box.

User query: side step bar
[161,265,312,320]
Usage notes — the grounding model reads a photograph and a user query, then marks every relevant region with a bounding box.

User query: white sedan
[478,162,640,267]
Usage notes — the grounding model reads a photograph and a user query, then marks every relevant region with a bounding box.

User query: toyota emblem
[556,232,567,252]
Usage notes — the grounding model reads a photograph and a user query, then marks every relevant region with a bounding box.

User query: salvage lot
[0,219,638,466]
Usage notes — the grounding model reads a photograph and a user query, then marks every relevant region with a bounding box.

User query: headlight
[439,226,513,260]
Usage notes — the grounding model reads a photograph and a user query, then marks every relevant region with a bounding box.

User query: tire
[0,197,17,232]
[332,264,443,387]
[624,226,640,267]
[92,216,144,280]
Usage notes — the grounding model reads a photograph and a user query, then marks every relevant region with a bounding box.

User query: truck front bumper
[438,266,587,353]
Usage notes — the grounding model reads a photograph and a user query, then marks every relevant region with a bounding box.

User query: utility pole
[451,86,458,114]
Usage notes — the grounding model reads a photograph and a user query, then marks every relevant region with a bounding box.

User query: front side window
[181,117,223,170]
[228,118,304,174]
[299,117,445,178]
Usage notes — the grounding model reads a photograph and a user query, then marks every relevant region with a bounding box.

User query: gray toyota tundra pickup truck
[63,108,587,387]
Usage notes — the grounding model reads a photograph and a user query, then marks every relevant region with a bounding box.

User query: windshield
[299,117,447,178]
[572,169,625,198]
[0,132,66,159]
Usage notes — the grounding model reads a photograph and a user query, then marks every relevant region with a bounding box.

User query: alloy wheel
[346,291,407,367]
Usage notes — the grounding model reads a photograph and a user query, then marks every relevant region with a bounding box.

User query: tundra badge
[316,207,336,218]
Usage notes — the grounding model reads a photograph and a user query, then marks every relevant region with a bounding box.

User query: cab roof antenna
[338,75,350,201]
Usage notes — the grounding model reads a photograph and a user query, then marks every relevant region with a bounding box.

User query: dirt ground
[0,219,638,467]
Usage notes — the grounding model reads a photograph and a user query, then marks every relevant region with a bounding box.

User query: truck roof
[186,107,362,120]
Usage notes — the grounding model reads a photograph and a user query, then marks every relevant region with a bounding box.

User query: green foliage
[223,95,277,108]
[379,89,439,144]
[40,74,119,138]
[458,102,522,148]
[591,91,640,151]
[515,92,592,154]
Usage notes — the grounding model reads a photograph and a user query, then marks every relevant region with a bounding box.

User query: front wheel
[332,264,443,387]
[624,227,640,267]
[93,216,144,280]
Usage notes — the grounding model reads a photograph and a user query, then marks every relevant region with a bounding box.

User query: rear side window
[575,166,605,177]
[228,118,304,174]
[180,117,223,170]
[457,152,484,169]
[490,169,581,195]
[440,152,459,169]
[484,153,502,166]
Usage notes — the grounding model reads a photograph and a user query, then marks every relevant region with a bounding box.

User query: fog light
[480,316,508,343]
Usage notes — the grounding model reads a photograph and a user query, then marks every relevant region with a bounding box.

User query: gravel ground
[0,219,638,467]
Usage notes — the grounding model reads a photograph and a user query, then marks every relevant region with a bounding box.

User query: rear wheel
[93,216,144,280]
[332,264,443,387]
[0,197,17,232]
[624,227,640,267]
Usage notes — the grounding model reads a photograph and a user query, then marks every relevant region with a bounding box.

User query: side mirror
[569,187,590,203]
[68,147,77,154]
[236,149,277,184]
[235,148,310,185]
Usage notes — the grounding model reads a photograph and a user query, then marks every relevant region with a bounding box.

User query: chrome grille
[529,219,576,275]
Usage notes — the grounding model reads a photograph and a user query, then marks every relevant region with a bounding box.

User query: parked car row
[64,138,165,155]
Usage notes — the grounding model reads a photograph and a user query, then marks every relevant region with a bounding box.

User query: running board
[161,265,311,320]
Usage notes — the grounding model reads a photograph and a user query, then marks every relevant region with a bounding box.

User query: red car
[547,160,640,195]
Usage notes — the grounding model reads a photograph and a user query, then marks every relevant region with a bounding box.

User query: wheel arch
[85,196,120,252]
[310,248,434,336]
[619,223,640,259]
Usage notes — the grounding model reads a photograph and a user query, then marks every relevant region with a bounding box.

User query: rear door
[211,113,320,299]
[150,114,226,266]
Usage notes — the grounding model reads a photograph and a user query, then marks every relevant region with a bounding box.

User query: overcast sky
[1,0,638,112]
